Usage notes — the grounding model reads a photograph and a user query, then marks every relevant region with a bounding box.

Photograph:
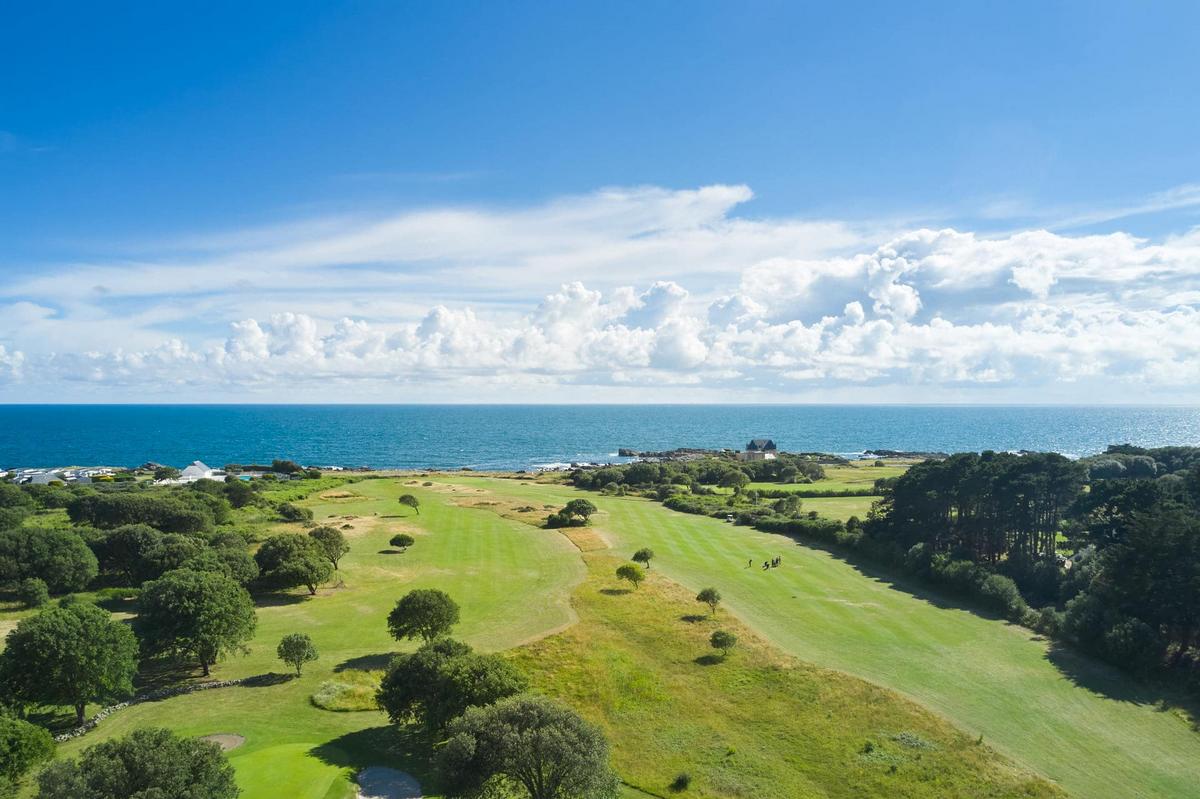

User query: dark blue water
[2,405,1199,470]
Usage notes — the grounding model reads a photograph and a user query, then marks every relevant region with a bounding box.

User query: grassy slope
[21,479,583,799]
[514,550,1060,799]
[453,476,1200,799]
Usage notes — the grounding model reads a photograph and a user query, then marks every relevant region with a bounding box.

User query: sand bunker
[199,733,245,751]
[357,767,422,799]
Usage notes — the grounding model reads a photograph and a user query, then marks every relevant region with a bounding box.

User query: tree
[35,727,237,799]
[0,603,138,725]
[399,494,421,515]
[631,548,654,568]
[255,533,333,594]
[440,694,618,799]
[154,466,181,481]
[390,533,415,552]
[696,587,721,615]
[277,632,319,676]
[15,577,49,608]
[388,588,460,643]
[0,527,98,593]
[136,569,256,676]
[719,470,750,493]
[378,638,527,732]
[563,498,597,521]
[0,714,54,791]
[183,546,260,586]
[710,629,737,657]
[277,502,313,523]
[222,478,257,508]
[308,525,350,570]
[615,563,644,590]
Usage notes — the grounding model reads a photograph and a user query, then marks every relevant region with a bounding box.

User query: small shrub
[670,772,691,792]
[311,671,382,712]
[16,577,50,608]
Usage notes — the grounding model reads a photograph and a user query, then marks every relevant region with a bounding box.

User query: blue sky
[2,2,1200,402]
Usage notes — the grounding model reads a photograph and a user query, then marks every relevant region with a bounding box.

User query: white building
[181,460,216,480]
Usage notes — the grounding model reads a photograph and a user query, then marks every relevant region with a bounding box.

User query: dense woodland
[571,446,1200,693]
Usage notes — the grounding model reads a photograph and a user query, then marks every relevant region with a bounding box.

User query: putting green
[445,476,1200,799]
[231,743,350,799]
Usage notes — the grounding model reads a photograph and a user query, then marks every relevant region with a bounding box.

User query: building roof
[181,460,213,476]
[746,439,777,451]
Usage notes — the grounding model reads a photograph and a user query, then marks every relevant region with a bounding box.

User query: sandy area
[199,733,245,751]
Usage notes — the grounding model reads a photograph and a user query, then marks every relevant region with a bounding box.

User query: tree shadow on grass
[679,614,709,624]
[599,587,631,596]
[1044,642,1200,721]
[377,549,404,555]
[309,725,440,792]
[336,653,395,672]
[238,672,294,688]
[251,591,309,607]
[770,527,1200,711]
[693,654,724,666]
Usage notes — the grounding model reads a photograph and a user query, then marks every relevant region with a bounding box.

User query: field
[446,476,1200,799]
[6,473,1200,798]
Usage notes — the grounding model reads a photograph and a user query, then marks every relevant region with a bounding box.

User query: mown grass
[512,551,1061,799]
[449,476,1200,799]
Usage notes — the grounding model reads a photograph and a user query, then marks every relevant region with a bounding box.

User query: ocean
[2,404,1199,471]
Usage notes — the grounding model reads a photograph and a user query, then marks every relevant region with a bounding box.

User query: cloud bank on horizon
[2,183,1199,403]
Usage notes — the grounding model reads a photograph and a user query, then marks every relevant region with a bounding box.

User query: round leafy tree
[615,563,645,590]
[440,694,618,799]
[0,714,54,790]
[388,588,460,643]
[255,533,333,595]
[277,632,319,675]
[136,569,257,676]
[35,727,238,799]
[390,533,415,552]
[632,548,654,568]
[398,494,421,515]
[0,602,138,725]
[308,525,350,570]
[710,629,738,657]
[696,587,721,615]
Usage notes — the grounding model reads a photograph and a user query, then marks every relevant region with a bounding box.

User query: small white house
[181,460,215,480]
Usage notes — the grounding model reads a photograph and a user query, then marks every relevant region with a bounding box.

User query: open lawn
[447,476,1200,799]
[793,495,878,521]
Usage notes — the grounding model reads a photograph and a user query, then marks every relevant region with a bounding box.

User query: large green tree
[36,727,238,799]
[377,638,527,732]
[254,533,333,594]
[388,588,460,643]
[0,714,55,792]
[308,525,350,570]
[440,694,618,799]
[0,603,138,725]
[136,569,256,676]
[0,527,98,593]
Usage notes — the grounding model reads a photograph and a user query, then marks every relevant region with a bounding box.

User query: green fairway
[447,476,1200,799]
[794,494,878,521]
[33,478,584,799]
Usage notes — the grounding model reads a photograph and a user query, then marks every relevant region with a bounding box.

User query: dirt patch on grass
[319,490,365,501]
[200,733,245,751]
[556,526,610,552]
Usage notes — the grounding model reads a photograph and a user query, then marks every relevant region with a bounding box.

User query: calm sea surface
[2,405,1199,470]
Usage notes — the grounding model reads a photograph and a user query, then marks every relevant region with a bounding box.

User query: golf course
[5,472,1199,798]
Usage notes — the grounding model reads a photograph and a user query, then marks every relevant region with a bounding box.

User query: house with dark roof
[739,439,778,461]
